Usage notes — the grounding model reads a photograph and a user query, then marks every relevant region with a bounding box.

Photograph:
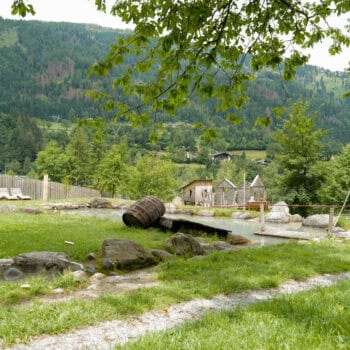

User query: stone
[200,243,217,254]
[303,214,332,228]
[88,198,112,208]
[212,241,234,251]
[47,202,85,210]
[164,233,204,257]
[231,212,254,220]
[3,267,24,281]
[102,238,155,270]
[0,205,17,213]
[69,262,84,271]
[20,207,42,214]
[181,209,194,216]
[332,227,345,233]
[197,210,214,217]
[90,273,106,283]
[71,270,88,281]
[271,201,290,214]
[102,258,114,270]
[265,211,290,224]
[13,251,70,273]
[87,284,98,290]
[85,264,97,275]
[164,203,178,214]
[52,288,65,294]
[150,249,173,261]
[112,203,129,210]
[332,231,350,239]
[289,214,303,223]
[0,258,14,273]
[227,233,252,245]
[87,253,97,260]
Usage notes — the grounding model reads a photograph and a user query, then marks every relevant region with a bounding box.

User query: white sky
[0,0,349,72]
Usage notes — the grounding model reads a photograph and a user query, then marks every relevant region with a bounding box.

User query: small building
[211,152,232,161]
[214,179,237,206]
[182,179,213,206]
[250,175,267,201]
[236,175,267,209]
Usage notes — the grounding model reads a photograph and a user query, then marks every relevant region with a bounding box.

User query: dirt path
[5,271,350,350]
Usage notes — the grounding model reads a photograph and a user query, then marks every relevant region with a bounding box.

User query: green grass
[337,216,350,230]
[0,272,88,305]
[230,150,267,160]
[1,241,350,345]
[117,279,350,350]
[0,212,171,261]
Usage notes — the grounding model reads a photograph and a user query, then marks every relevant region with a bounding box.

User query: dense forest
[0,18,349,208]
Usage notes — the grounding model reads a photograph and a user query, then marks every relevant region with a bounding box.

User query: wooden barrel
[122,196,165,228]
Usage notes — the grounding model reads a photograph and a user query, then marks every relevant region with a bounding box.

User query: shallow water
[62,209,326,246]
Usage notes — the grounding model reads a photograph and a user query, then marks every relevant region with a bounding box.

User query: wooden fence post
[260,202,265,234]
[328,206,334,234]
[42,174,49,201]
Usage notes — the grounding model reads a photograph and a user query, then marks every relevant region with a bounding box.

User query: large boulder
[227,233,252,245]
[102,238,155,270]
[164,233,204,257]
[151,249,173,261]
[271,201,290,214]
[3,267,24,281]
[0,258,14,273]
[89,198,112,209]
[265,211,290,224]
[289,214,303,223]
[303,214,332,228]
[231,212,254,220]
[13,252,70,273]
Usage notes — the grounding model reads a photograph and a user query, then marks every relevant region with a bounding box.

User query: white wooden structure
[182,179,213,206]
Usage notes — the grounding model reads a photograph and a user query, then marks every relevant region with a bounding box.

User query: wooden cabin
[236,175,267,209]
[182,179,213,206]
[214,178,237,206]
[211,152,232,161]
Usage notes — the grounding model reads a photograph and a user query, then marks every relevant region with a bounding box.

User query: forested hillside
[0,17,349,152]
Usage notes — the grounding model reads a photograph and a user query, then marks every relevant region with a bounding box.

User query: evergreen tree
[273,100,326,215]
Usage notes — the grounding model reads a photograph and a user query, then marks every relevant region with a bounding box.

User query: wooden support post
[260,202,265,234]
[328,207,334,234]
[42,174,49,201]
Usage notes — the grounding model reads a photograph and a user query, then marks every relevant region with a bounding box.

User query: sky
[0,0,349,72]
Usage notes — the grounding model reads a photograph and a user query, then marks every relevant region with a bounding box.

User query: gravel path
[6,271,350,350]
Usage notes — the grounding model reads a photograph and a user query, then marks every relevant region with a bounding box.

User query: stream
[62,209,327,246]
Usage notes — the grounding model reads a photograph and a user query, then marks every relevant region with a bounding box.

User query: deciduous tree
[11,1,350,128]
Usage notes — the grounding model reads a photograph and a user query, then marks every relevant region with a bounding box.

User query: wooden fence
[0,175,100,200]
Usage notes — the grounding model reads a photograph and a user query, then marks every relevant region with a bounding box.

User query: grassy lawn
[0,212,171,261]
[1,237,350,345]
[117,278,350,350]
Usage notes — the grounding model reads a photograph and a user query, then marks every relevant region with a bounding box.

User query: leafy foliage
[273,100,326,213]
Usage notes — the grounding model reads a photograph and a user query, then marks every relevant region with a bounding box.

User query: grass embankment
[117,278,350,350]
[0,212,170,261]
[1,237,350,345]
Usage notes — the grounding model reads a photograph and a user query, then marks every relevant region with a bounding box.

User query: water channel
[63,209,327,246]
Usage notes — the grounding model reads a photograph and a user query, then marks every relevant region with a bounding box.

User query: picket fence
[0,175,100,200]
